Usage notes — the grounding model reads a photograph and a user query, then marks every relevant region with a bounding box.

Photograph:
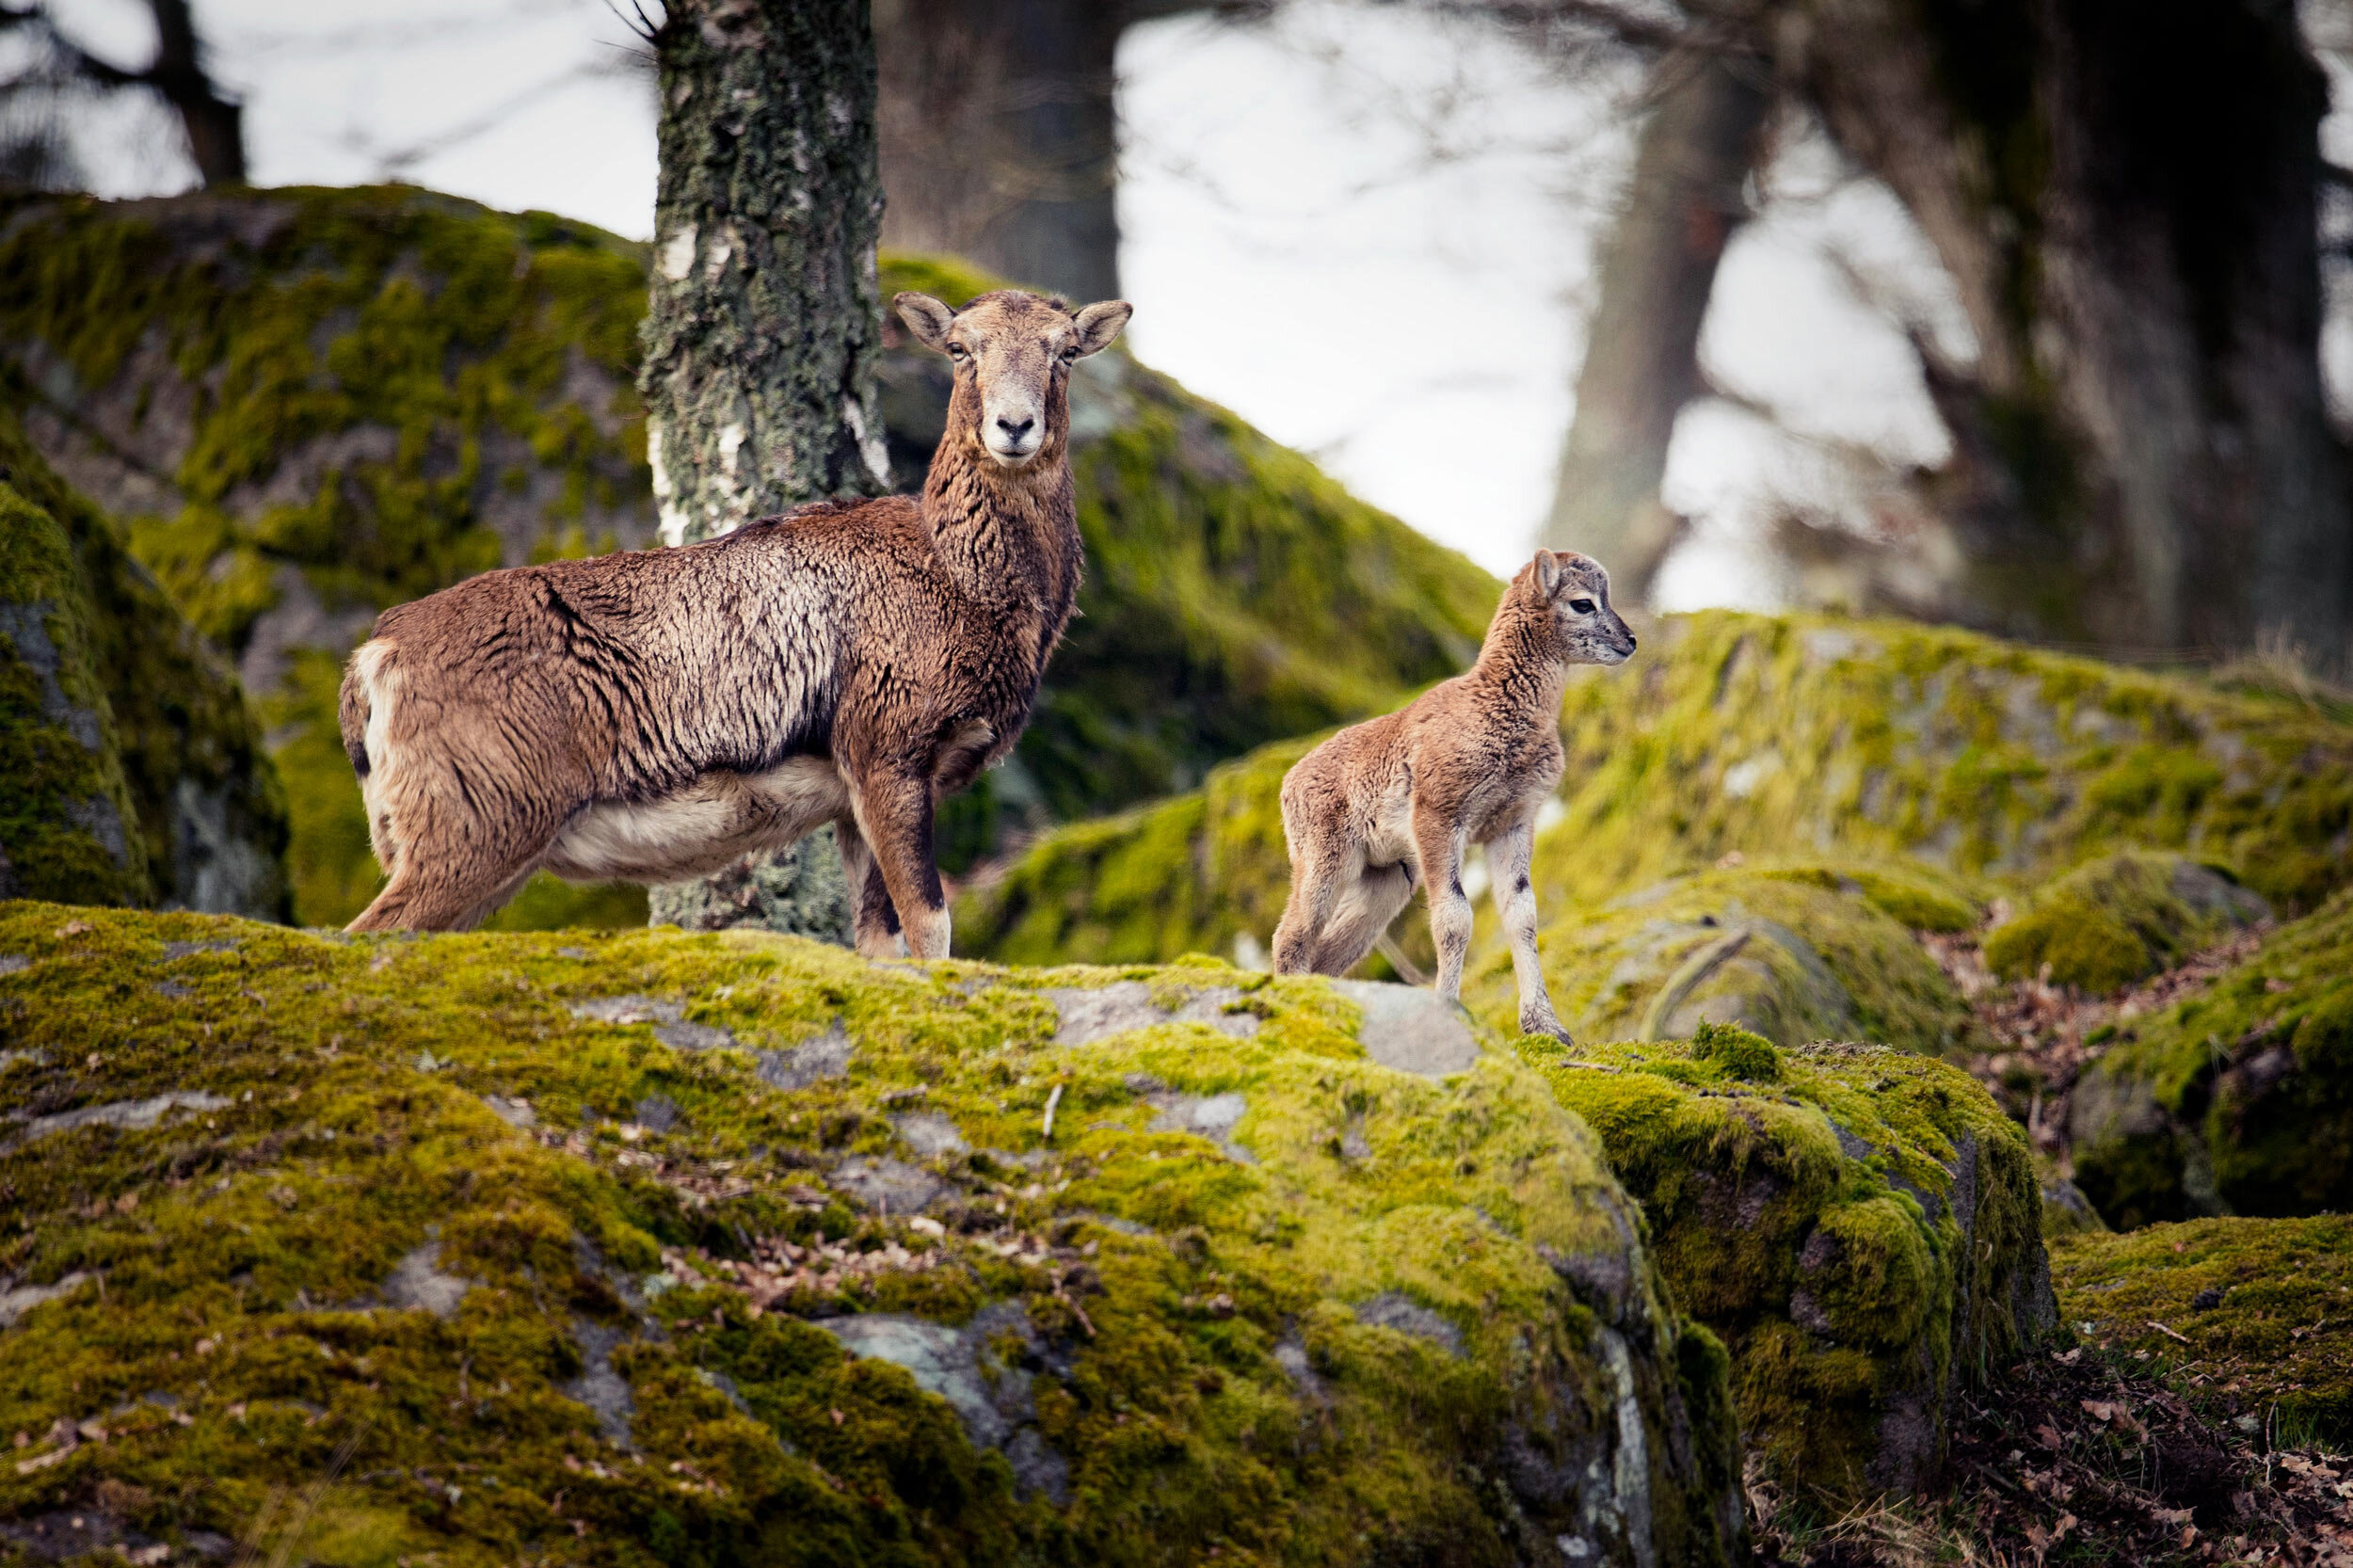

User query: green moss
[0,902,1742,1565]
[1982,850,2265,992]
[0,413,288,919]
[0,481,146,905]
[2069,890,2353,1226]
[2053,1216,2353,1445]
[1514,1032,2050,1503]
[1468,864,1978,1057]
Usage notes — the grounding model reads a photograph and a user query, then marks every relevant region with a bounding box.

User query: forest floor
[1747,921,2353,1566]
[1753,1340,2353,1565]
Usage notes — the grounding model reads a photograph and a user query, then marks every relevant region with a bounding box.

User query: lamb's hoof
[1522,1016,1575,1047]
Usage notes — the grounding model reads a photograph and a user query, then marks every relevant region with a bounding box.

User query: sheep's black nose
[996,415,1034,440]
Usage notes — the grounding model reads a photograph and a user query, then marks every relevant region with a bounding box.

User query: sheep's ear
[1071,299,1132,357]
[894,293,956,352]
[1533,549,1564,598]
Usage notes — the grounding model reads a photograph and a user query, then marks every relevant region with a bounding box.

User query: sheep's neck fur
[1467,584,1574,719]
[920,373,1082,674]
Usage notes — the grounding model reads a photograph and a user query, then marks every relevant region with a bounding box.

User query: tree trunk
[145,0,244,186]
[1794,0,2351,664]
[1539,38,1771,600]
[872,0,1128,301]
[638,0,889,938]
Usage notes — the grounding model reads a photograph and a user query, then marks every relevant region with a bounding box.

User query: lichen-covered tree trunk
[639,0,889,939]
[1540,38,1770,601]
[1793,0,2352,664]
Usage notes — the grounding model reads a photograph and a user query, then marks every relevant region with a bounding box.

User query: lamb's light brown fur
[337,288,1129,950]
[1272,550,1636,1040]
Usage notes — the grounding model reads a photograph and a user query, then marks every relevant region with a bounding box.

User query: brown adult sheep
[338,289,1130,952]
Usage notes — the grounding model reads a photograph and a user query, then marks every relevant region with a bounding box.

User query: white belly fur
[544,758,851,883]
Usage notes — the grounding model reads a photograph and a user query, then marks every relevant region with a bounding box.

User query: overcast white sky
[23,0,2287,603]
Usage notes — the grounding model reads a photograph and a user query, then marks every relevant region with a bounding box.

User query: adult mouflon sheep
[1272,549,1636,1041]
[338,288,1130,952]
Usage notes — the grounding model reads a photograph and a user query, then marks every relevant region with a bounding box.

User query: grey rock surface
[1048,982,1258,1048]
[1330,980,1482,1078]
[819,1303,1070,1500]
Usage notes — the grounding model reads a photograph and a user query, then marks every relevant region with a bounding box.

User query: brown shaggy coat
[1271,550,1636,1040]
[338,289,1130,952]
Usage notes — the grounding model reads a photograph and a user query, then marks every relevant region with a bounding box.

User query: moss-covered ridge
[1465,862,1982,1058]
[0,902,1744,1565]
[958,610,2353,979]
[1981,849,2269,993]
[0,414,286,919]
[1515,1026,2053,1501]
[2053,1215,2353,1447]
[2067,889,2353,1228]
[0,185,1501,927]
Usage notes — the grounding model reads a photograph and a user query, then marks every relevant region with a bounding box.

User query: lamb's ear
[1071,299,1132,357]
[1533,549,1564,598]
[894,292,956,352]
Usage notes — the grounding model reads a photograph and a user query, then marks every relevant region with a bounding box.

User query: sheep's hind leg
[1486,821,1570,1044]
[836,817,904,959]
[1305,861,1414,977]
[348,837,548,933]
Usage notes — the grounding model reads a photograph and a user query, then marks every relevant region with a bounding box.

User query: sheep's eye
[947,344,968,360]
[1059,345,1080,362]
[1567,597,1596,615]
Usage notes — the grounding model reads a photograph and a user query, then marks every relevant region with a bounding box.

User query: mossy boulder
[1464,862,1980,1056]
[0,901,1746,1564]
[2067,890,2353,1228]
[956,734,1307,971]
[0,186,1497,928]
[2053,1216,2353,1447]
[1981,850,2268,993]
[960,610,2353,980]
[1515,1026,2054,1501]
[0,418,286,918]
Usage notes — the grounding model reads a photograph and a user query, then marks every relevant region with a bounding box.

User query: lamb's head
[1525,549,1638,665]
[894,289,1131,468]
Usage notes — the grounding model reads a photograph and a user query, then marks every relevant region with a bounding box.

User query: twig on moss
[1041,1082,1064,1142]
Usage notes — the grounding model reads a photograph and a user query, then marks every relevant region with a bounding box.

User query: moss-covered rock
[956,735,1307,971]
[2053,1216,2353,1446]
[0,481,145,906]
[1464,863,1980,1056]
[0,900,1746,1564]
[1981,850,2268,993]
[1515,1026,2053,1502]
[959,610,2353,989]
[0,186,1498,928]
[0,417,286,918]
[2067,890,2353,1228]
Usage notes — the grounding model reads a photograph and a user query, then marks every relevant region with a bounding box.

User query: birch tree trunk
[639,0,889,938]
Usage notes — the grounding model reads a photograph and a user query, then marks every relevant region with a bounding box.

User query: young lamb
[1271,549,1637,1041]
[338,288,1129,950]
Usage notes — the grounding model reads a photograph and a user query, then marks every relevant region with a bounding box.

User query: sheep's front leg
[1412,806,1474,1004]
[851,771,951,960]
[1486,821,1571,1044]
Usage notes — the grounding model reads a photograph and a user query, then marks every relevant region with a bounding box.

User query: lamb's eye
[1059,345,1080,362]
[947,343,968,360]
[1567,597,1595,615]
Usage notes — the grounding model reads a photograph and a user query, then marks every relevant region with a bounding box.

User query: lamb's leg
[1486,821,1570,1043]
[835,817,904,959]
[1273,828,1352,973]
[851,771,951,960]
[1305,860,1415,978]
[1413,806,1474,1004]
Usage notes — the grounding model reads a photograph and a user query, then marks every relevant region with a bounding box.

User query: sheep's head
[1526,549,1638,665]
[894,289,1131,468]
